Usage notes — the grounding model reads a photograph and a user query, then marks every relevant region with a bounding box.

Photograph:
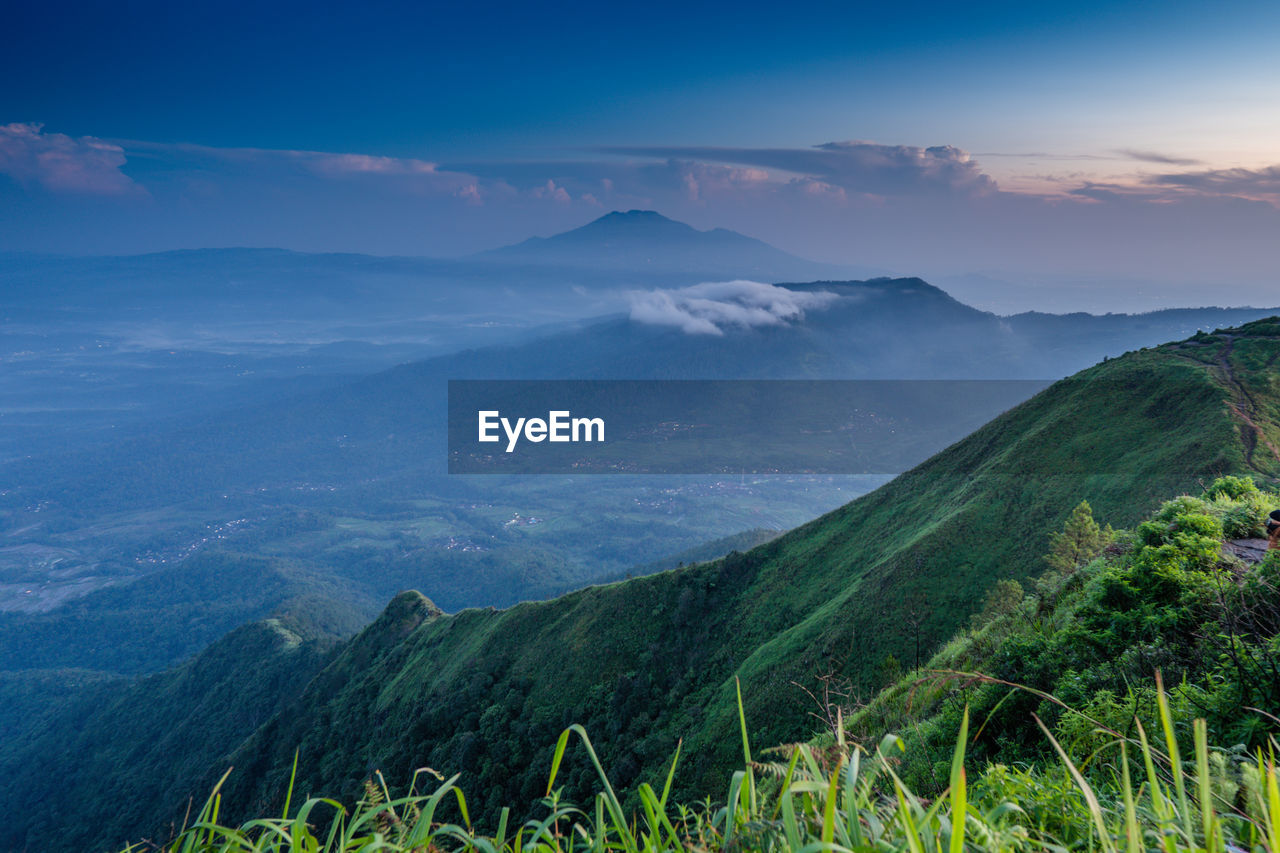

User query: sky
[2,0,1279,306]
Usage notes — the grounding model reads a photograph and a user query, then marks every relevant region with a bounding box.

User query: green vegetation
[0,552,373,675]
[202,325,1274,834]
[1044,500,1112,575]
[126,678,1280,853]
[8,321,1280,852]
[847,476,1280,793]
[119,477,1280,853]
[0,617,342,852]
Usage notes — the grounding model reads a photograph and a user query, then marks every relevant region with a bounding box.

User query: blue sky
[2,0,1278,303]
[9,0,1276,157]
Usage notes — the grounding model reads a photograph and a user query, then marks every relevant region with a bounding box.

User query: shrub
[1204,475,1260,501]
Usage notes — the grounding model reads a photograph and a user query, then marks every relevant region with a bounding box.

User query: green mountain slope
[10,320,1280,851]
[846,472,1280,791]
[212,322,1279,820]
[0,617,342,852]
[98,475,1280,853]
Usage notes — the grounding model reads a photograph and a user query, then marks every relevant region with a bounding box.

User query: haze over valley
[1,210,1275,697]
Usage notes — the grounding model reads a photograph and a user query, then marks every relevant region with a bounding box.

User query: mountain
[4,280,1279,681]
[0,213,856,328]
[209,320,1279,816]
[436,278,1280,380]
[0,214,859,463]
[4,225,1275,467]
[10,278,1276,518]
[8,318,1278,851]
[0,615,341,851]
[479,209,864,280]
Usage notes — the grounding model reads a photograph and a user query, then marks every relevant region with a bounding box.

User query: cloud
[663,160,769,202]
[120,138,487,201]
[603,141,997,197]
[1115,149,1203,166]
[787,177,848,202]
[530,179,571,203]
[0,122,139,195]
[973,151,1109,161]
[628,280,841,336]
[442,157,769,204]
[303,152,441,176]
[1144,164,1280,203]
[1067,181,1160,203]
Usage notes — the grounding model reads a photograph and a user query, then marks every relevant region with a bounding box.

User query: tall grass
[126,677,1280,852]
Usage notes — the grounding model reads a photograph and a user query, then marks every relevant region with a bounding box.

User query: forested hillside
[0,616,341,851]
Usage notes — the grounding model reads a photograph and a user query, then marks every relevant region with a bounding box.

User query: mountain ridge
[7,319,1278,850]
[211,320,1280,823]
[493,210,775,251]
[479,209,862,279]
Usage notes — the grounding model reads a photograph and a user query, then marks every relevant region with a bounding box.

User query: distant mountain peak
[777,276,967,306]
[593,209,682,224]
[520,210,730,244]
[478,210,861,280]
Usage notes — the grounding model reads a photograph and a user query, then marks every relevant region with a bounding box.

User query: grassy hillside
[107,474,1280,852]
[0,616,343,852]
[13,320,1280,852]
[846,474,1280,791]
[202,323,1278,826]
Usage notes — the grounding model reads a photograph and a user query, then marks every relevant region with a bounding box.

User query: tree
[971,579,1025,628]
[1046,500,1112,575]
[878,653,903,687]
[902,555,930,672]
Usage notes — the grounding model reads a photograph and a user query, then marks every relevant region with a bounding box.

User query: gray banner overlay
[448,380,1049,474]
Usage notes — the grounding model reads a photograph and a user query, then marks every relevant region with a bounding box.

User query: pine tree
[971,578,1025,627]
[1046,500,1112,574]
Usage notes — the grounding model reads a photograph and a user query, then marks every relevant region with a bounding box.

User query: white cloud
[304,152,440,176]
[531,179,571,203]
[0,122,139,195]
[666,160,769,202]
[603,141,997,198]
[119,138,485,199]
[628,280,841,335]
[1145,164,1280,205]
[788,177,848,202]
